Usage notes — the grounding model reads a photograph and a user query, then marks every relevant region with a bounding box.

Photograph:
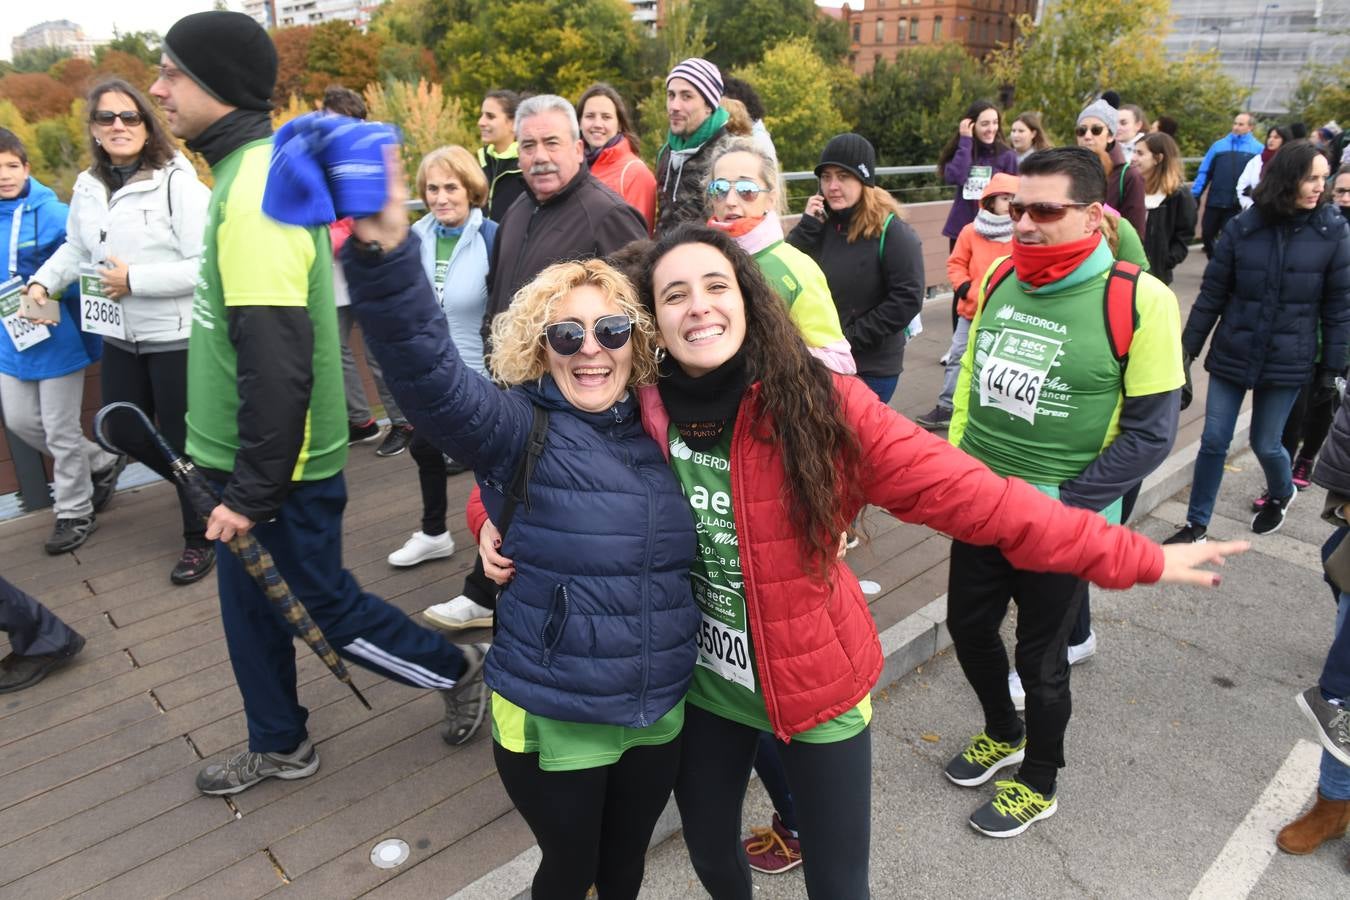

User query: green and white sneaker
[944,730,1027,787]
[969,779,1057,838]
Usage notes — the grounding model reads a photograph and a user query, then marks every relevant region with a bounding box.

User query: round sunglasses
[707,178,767,202]
[1008,201,1090,223]
[91,110,144,127]
[543,314,633,356]
[1075,123,1107,138]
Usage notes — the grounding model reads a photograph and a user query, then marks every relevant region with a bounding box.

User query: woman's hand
[21,282,59,326]
[99,256,131,299]
[958,118,974,138]
[350,145,411,252]
[804,194,826,221]
[478,518,515,586]
[1158,539,1249,586]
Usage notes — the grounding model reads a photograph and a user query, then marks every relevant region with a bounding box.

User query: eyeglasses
[707,178,767,202]
[91,110,144,127]
[543,315,633,356]
[1075,124,1106,138]
[1334,187,1350,197]
[1009,201,1089,223]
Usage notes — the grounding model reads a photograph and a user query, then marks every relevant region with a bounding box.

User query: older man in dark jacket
[481,94,648,350]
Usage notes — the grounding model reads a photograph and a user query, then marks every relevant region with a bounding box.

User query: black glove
[954,280,972,301]
[1180,353,1195,411]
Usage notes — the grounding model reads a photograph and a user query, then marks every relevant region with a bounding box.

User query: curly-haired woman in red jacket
[474,224,1246,898]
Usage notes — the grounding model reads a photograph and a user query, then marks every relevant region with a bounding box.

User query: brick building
[846,0,1035,74]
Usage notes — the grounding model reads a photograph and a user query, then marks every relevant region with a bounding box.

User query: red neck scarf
[706,215,763,238]
[1010,232,1101,288]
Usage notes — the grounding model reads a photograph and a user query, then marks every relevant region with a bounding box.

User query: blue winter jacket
[343,234,699,728]
[0,177,101,381]
[1182,203,1350,388]
[1191,132,1264,208]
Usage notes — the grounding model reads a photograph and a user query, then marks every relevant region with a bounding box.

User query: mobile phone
[19,288,59,324]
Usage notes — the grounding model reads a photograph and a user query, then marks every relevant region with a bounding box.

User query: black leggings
[99,345,205,545]
[493,737,681,900]
[675,704,872,899]
[408,433,448,536]
[1282,380,1337,463]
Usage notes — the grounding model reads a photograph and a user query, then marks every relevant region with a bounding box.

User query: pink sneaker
[743,813,802,874]
[1292,456,1314,490]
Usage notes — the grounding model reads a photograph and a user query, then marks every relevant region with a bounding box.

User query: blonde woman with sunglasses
[343,157,699,898]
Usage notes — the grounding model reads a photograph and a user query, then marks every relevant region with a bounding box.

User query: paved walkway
[1,255,1224,898]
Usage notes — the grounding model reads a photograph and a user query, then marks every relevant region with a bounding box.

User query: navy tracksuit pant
[214,473,468,752]
[0,575,82,657]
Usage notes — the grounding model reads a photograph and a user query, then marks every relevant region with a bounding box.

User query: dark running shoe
[1251,492,1294,535]
[1163,523,1207,545]
[45,515,97,555]
[91,455,127,513]
[1252,491,1270,512]
[914,405,953,430]
[969,779,1057,838]
[944,730,1026,787]
[171,545,217,585]
[348,418,381,445]
[0,633,85,694]
[443,454,468,476]
[1296,686,1350,767]
[441,643,489,745]
[196,739,320,795]
[376,424,414,457]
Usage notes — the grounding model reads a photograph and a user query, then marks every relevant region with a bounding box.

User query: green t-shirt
[669,426,870,744]
[186,138,346,480]
[434,232,459,292]
[490,693,683,771]
[948,239,1183,486]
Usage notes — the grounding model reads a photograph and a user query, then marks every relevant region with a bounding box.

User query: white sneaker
[1068,631,1097,666]
[387,531,455,567]
[1008,670,1026,711]
[939,351,951,366]
[424,595,494,630]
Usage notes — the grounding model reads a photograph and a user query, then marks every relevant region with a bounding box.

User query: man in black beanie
[150,10,488,797]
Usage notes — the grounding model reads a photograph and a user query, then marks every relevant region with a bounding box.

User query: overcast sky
[4,3,241,62]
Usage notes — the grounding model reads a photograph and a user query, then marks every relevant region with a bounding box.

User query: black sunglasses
[707,178,766,202]
[1009,201,1089,223]
[1075,124,1106,138]
[91,110,144,127]
[543,314,633,356]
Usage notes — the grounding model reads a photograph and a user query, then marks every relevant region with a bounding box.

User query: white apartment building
[243,0,386,30]
[11,19,101,61]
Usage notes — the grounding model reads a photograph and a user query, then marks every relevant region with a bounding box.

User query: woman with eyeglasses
[1166,141,1350,546]
[26,78,213,582]
[343,155,698,899]
[704,139,853,374]
[1132,132,1197,285]
[938,101,1019,251]
[577,83,657,234]
[788,133,924,403]
[1075,98,1146,234]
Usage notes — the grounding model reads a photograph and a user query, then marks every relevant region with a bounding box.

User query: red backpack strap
[977,256,1018,315]
[1104,260,1141,364]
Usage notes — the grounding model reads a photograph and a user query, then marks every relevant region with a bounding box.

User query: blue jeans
[937,317,971,410]
[859,374,899,405]
[1319,593,1350,800]
[1185,376,1301,527]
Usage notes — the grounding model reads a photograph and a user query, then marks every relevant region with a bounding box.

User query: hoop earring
[654,346,667,364]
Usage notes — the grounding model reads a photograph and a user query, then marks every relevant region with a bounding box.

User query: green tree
[1287,58,1350,134]
[635,0,715,160]
[96,30,161,67]
[0,100,45,175]
[988,0,1242,157]
[855,43,1000,167]
[34,100,87,198]
[690,0,841,69]
[439,0,644,105]
[12,47,71,73]
[732,37,852,172]
[370,0,474,51]
[364,79,476,177]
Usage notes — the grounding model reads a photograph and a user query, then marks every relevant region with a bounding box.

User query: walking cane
[93,402,372,710]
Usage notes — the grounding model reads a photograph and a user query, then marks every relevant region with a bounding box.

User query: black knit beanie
[815,133,878,187]
[164,11,277,112]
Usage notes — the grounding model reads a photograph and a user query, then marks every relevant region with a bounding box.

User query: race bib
[963,165,993,200]
[693,573,755,692]
[978,328,1062,424]
[79,265,125,340]
[0,278,51,351]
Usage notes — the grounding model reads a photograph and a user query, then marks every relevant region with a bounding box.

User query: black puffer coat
[1181,203,1350,388]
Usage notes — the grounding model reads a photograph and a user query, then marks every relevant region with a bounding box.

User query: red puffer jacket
[471,374,1165,740]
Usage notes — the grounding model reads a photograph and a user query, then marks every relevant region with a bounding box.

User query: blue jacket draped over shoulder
[342,234,698,728]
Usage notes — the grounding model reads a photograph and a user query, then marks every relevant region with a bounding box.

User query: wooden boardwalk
[0,259,1214,899]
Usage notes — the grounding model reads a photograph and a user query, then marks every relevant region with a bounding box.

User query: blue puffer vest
[343,235,699,728]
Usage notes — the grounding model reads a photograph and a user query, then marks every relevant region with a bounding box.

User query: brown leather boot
[1276,791,1350,855]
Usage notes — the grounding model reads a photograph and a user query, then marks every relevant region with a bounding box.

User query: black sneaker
[1251,491,1293,535]
[968,778,1058,838]
[91,455,127,513]
[1163,523,1207,544]
[376,424,414,457]
[45,515,97,555]
[348,418,381,445]
[1295,686,1350,767]
[441,643,489,745]
[171,545,217,585]
[0,633,84,694]
[914,405,953,430]
[443,454,468,476]
[195,739,320,795]
[944,730,1026,787]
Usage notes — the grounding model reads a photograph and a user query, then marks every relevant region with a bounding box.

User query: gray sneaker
[196,739,320,795]
[441,643,489,745]
[1296,686,1350,767]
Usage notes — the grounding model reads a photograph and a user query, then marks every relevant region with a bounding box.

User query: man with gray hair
[481,94,648,348]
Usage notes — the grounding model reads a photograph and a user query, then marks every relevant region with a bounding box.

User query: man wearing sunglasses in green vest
[941,147,1185,838]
